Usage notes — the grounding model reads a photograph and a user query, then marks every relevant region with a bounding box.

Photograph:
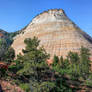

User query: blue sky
[0,0,92,36]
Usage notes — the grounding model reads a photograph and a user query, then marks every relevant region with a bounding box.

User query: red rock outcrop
[0,80,24,92]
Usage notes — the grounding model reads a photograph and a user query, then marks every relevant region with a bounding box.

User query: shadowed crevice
[0,84,3,92]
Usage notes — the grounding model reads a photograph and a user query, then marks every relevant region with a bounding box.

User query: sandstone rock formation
[0,80,24,92]
[12,9,92,59]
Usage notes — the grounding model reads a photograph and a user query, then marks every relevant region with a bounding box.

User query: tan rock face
[12,9,92,58]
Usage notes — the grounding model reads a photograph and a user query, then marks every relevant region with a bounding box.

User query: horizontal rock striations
[12,9,92,58]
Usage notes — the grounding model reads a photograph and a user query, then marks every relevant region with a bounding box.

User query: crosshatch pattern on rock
[12,9,92,59]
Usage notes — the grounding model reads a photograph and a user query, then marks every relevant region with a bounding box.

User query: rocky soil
[0,80,24,92]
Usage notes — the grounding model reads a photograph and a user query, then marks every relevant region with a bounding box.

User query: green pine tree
[80,46,91,79]
[15,37,55,92]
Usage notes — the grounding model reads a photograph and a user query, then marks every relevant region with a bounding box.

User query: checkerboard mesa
[11,9,92,59]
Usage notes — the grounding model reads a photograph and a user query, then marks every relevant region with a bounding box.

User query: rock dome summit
[12,9,92,58]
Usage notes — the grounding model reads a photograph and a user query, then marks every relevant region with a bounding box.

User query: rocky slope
[0,29,8,40]
[12,9,92,59]
[0,29,12,60]
[0,80,24,92]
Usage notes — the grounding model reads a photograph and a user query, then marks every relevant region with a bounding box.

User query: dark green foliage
[14,37,57,92]
[0,31,16,78]
[59,56,63,66]
[0,32,91,91]
[4,47,15,63]
[23,37,40,53]
[0,68,7,78]
[52,55,59,66]
[80,46,91,79]
[67,51,79,64]
[67,52,80,78]
[61,59,70,70]
[19,83,30,92]
[0,47,15,79]
[52,46,91,81]
[0,31,16,61]
[17,37,49,77]
[51,46,92,91]
[0,38,8,61]
[51,78,73,92]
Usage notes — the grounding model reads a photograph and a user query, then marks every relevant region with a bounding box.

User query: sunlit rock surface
[12,9,92,58]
